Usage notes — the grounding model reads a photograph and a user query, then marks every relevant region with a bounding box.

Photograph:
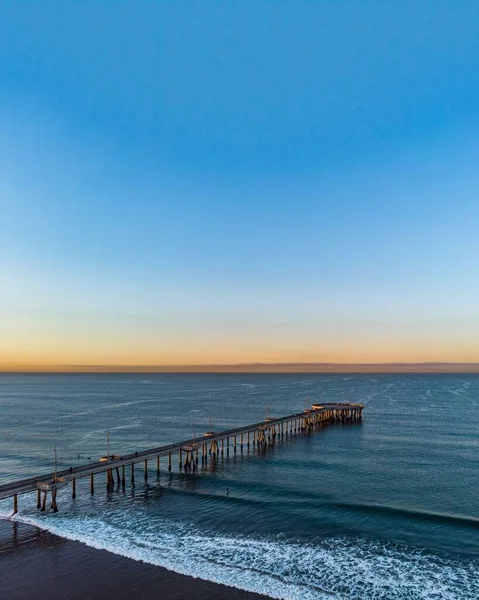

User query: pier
[0,403,363,513]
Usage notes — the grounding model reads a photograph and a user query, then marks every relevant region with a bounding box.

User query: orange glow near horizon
[1,336,478,372]
[1,261,478,373]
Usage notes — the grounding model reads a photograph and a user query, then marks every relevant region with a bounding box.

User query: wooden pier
[0,403,363,513]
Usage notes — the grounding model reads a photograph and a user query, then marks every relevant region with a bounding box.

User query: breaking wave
[2,501,478,600]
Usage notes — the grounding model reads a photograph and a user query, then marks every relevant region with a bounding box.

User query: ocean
[1,373,478,599]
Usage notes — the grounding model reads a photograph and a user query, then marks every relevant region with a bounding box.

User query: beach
[0,519,269,600]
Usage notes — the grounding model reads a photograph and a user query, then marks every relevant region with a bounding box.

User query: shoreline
[0,519,271,600]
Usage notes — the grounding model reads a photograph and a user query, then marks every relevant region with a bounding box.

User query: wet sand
[0,519,270,600]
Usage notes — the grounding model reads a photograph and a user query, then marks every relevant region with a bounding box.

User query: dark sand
[0,519,270,600]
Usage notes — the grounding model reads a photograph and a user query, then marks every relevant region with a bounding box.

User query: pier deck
[0,403,363,511]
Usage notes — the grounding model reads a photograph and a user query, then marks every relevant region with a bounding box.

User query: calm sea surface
[1,373,478,599]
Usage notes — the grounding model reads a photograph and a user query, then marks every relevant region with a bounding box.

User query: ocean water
[1,373,478,599]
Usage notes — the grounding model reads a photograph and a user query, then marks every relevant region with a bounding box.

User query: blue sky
[1,2,479,367]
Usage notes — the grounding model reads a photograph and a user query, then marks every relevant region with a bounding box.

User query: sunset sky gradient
[1,2,479,370]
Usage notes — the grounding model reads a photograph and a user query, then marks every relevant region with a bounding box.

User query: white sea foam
[1,499,478,600]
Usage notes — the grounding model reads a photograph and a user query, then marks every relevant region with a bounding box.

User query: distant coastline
[1,362,479,374]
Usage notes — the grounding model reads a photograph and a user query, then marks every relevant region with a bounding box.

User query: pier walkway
[0,403,363,513]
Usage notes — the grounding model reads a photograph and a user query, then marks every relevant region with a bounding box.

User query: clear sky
[1,2,479,369]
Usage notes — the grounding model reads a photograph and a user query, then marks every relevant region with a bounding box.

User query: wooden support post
[156,455,160,474]
[122,465,126,485]
[168,452,172,471]
[221,439,224,454]
[13,494,18,514]
[90,473,95,494]
[247,431,250,446]
[227,437,230,454]
[144,459,148,480]
[41,491,47,512]
[72,477,76,499]
[240,433,243,449]
[51,489,58,512]
[253,430,256,445]
[131,463,135,484]
[179,450,183,469]
[234,435,237,453]
[37,489,41,509]
[116,467,121,485]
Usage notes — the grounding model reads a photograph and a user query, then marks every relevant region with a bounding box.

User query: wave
[1,503,478,599]
[331,501,479,529]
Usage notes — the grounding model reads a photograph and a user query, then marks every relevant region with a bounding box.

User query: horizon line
[1,361,479,374]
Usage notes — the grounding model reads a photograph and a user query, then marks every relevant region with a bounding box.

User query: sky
[1,1,479,370]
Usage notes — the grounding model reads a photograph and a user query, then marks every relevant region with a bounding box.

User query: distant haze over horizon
[1,3,478,367]
[2,363,479,374]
